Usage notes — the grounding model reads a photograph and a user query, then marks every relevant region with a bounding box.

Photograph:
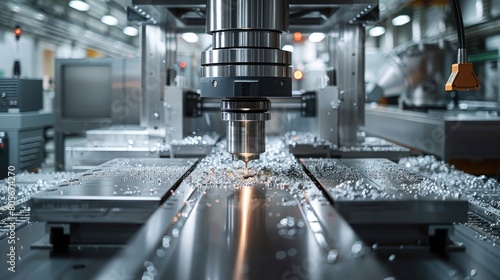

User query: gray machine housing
[0,78,43,112]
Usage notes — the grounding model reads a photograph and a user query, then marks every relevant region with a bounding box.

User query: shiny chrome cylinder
[201,0,292,98]
[226,121,265,161]
[206,0,288,33]
[221,98,270,161]
[213,30,281,49]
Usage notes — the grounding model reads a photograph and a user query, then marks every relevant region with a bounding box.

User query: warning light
[179,61,187,69]
[293,32,302,42]
[293,70,303,80]
[14,25,22,41]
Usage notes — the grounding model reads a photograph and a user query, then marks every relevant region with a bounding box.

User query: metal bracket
[301,91,316,117]
[184,91,202,118]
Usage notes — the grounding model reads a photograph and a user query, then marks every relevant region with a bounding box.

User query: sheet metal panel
[29,158,198,223]
[302,158,468,224]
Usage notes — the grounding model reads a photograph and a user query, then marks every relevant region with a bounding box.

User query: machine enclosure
[0,78,43,112]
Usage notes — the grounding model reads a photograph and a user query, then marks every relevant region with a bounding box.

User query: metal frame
[364,105,500,162]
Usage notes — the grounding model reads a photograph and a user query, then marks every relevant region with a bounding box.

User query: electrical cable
[451,0,465,50]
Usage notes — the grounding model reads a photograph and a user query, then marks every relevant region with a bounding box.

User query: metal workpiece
[302,158,468,225]
[29,158,198,224]
[96,141,391,280]
[284,132,411,160]
[400,156,500,242]
[168,133,221,158]
[1,172,75,219]
[222,98,271,162]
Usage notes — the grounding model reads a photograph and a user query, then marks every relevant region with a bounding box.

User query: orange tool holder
[445,62,480,91]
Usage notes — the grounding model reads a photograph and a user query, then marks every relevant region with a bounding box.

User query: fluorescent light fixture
[123,26,139,37]
[368,26,385,37]
[35,13,45,21]
[282,45,294,53]
[69,0,90,12]
[181,32,198,43]
[308,32,326,43]
[101,15,118,26]
[392,15,411,26]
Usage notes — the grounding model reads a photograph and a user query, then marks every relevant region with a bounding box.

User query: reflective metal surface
[96,140,391,280]
[213,31,281,48]
[29,158,198,223]
[364,105,500,163]
[3,139,500,280]
[201,0,292,97]
[302,158,468,224]
[222,98,270,162]
[201,64,292,78]
[206,0,288,33]
[201,48,291,65]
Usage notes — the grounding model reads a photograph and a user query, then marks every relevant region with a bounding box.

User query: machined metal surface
[222,98,271,162]
[206,0,288,33]
[364,105,500,161]
[96,141,391,280]
[85,126,150,147]
[140,25,168,138]
[201,48,291,65]
[328,25,366,147]
[317,86,340,145]
[302,158,468,224]
[226,121,266,161]
[4,139,500,279]
[29,158,197,223]
[201,64,292,78]
[213,30,281,48]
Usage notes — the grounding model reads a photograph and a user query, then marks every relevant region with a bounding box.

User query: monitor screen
[61,64,112,119]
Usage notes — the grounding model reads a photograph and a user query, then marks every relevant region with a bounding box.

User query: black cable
[451,0,465,49]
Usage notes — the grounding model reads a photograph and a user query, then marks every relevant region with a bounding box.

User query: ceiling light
[368,26,385,37]
[69,0,90,12]
[123,26,139,37]
[101,15,118,26]
[35,13,45,21]
[392,15,411,26]
[282,45,294,53]
[308,32,326,43]
[181,32,198,43]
